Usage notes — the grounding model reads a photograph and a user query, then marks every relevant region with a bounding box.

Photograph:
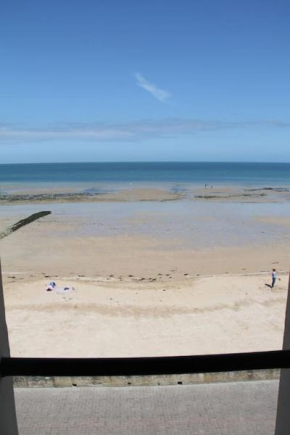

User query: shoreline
[1,184,290,204]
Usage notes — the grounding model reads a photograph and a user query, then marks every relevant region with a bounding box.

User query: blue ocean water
[0,162,290,186]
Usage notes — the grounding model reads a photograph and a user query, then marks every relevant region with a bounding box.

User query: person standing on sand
[271,269,277,288]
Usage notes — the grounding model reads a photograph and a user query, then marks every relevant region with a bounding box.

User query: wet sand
[1,184,290,204]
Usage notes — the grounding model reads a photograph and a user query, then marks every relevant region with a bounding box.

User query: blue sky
[1,0,290,163]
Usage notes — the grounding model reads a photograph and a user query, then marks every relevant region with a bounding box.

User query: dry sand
[4,274,288,358]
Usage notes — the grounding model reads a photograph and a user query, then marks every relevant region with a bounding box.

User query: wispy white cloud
[0,125,133,141]
[0,118,289,144]
[135,72,171,102]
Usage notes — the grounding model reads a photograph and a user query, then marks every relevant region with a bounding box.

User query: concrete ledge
[13,369,280,388]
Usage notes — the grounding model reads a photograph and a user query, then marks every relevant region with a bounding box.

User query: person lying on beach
[46,281,74,293]
[46,281,56,291]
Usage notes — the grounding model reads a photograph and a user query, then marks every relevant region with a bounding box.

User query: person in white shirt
[271,269,277,288]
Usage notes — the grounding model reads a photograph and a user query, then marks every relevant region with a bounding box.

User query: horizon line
[1,160,290,165]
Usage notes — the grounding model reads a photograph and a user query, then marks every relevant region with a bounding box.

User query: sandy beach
[0,185,289,357]
[3,274,288,358]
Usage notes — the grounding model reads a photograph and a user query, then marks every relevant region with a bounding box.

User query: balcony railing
[1,349,290,378]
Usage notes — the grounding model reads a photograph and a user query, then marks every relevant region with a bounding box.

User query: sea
[1,162,290,248]
[0,162,290,188]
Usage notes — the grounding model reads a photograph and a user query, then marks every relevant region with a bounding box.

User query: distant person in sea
[271,269,277,288]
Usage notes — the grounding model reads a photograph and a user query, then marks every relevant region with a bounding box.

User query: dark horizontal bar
[1,350,290,378]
